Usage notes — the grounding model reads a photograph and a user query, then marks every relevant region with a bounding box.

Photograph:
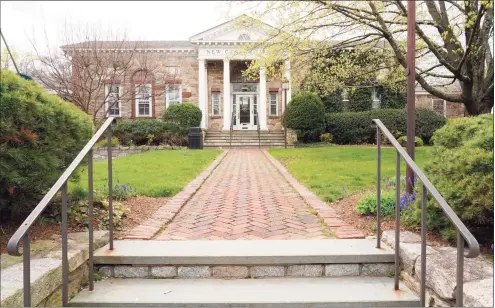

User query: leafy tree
[235,1,494,115]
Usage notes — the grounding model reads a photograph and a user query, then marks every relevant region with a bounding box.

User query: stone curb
[123,150,229,240]
[262,150,365,239]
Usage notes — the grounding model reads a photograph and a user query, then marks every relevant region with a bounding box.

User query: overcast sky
[1,1,254,54]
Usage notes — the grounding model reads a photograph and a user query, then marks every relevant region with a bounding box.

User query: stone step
[204,146,289,149]
[70,277,419,307]
[205,136,285,140]
[204,142,286,146]
[93,239,394,265]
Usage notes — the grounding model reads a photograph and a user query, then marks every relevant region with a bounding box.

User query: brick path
[155,149,331,240]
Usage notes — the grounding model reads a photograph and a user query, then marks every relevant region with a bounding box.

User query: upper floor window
[166,84,182,108]
[165,66,180,76]
[432,99,446,116]
[105,85,121,117]
[269,92,278,116]
[135,84,152,117]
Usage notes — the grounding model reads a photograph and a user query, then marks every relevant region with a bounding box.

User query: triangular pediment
[189,15,274,43]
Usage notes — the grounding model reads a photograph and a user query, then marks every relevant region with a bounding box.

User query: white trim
[212,91,221,116]
[135,84,153,117]
[165,84,182,108]
[372,88,381,109]
[269,92,278,116]
[105,84,122,117]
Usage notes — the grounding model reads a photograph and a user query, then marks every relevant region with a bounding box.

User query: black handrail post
[88,149,94,291]
[23,234,31,307]
[394,151,400,291]
[457,232,465,307]
[376,126,381,248]
[420,184,427,306]
[107,128,114,250]
[61,182,69,306]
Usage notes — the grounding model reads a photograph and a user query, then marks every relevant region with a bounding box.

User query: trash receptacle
[188,127,203,150]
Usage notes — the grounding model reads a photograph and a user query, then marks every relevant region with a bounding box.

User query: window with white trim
[372,88,381,109]
[432,99,446,116]
[105,84,121,117]
[342,89,349,102]
[165,66,180,76]
[135,84,152,117]
[269,92,278,116]
[212,92,220,116]
[166,84,182,108]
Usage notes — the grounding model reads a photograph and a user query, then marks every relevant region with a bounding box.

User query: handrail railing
[7,116,116,307]
[230,110,235,149]
[255,110,260,148]
[372,119,479,307]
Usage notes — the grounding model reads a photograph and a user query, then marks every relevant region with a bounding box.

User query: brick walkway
[155,149,331,240]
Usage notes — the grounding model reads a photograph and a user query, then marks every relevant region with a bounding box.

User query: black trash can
[188,127,203,150]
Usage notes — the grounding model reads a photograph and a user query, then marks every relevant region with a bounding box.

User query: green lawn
[269,146,430,202]
[70,150,222,197]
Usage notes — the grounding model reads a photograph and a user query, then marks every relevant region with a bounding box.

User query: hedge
[321,89,345,113]
[286,91,326,142]
[325,108,447,145]
[348,87,373,112]
[404,115,493,244]
[0,70,92,221]
[378,86,406,109]
[114,119,170,146]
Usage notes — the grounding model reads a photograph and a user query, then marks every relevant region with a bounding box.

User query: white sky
[0,1,254,54]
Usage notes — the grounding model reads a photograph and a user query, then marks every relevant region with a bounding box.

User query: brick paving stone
[155,149,332,240]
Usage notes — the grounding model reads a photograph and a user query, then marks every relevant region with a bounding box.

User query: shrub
[286,91,326,142]
[114,119,169,146]
[405,115,493,243]
[320,133,333,143]
[96,136,119,147]
[356,191,396,217]
[326,108,447,145]
[0,70,92,221]
[321,90,345,113]
[377,87,406,109]
[397,136,424,147]
[163,102,202,132]
[348,87,373,112]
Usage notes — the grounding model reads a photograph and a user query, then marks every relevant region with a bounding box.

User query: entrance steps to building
[70,240,419,307]
[204,131,287,149]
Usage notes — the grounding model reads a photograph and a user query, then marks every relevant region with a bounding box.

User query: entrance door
[235,95,255,130]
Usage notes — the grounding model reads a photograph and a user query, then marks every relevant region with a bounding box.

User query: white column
[259,66,268,130]
[284,59,292,107]
[222,59,230,130]
[198,59,206,129]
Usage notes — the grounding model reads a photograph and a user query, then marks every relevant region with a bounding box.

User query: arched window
[230,62,259,83]
[238,33,251,41]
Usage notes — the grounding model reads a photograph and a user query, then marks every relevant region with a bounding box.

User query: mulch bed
[1,196,168,254]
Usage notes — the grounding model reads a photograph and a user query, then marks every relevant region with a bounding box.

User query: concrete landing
[94,239,394,265]
[70,277,419,307]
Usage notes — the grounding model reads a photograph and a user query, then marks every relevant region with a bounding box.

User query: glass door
[236,95,253,129]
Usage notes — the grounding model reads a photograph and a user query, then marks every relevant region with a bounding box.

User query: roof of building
[60,40,195,50]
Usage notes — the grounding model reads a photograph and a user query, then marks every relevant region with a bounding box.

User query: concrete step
[204,142,286,147]
[93,239,394,265]
[205,136,285,140]
[70,277,419,307]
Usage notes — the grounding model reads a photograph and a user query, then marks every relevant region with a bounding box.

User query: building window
[105,85,121,117]
[166,84,182,108]
[269,92,278,116]
[372,88,381,109]
[212,92,220,116]
[165,66,180,76]
[432,99,446,116]
[135,84,152,117]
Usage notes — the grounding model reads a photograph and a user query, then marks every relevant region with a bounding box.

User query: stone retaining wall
[96,263,394,279]
[93,145,187,161]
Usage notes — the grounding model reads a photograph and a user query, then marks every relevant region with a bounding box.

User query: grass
[269,145,430,203]
[70,149,222,197]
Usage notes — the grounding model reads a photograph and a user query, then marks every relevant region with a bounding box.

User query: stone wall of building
[415,93,465,118]
[207,60,225,131]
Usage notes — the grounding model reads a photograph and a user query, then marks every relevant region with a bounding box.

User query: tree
[235,1,494,115]
[1,48,36,76]
[29,24,183,122]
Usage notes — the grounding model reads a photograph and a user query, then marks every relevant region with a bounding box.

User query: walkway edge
[262,150,365,239]
[124,150,229,240]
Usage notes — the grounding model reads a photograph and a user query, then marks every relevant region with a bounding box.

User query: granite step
[70,277,419,307]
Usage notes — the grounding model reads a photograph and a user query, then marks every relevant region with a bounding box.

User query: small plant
[94,272,102,282]
[397,136,424,147]
[96,136,119,147]
[320,132,333,143]
[146,133,155,146]
[355,191,396,217]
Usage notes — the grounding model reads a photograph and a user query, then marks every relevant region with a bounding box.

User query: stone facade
[415,93,465,118]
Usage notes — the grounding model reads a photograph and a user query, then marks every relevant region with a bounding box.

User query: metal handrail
[230,110,235,149]
[255,110,260,148]
[372,119,479,307]
[7,116,116,307]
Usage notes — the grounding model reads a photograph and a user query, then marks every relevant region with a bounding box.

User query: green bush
[320,133,333,143]
[405,115,493,243]
[326,108,447,145]
[321,90,344,113]
[163,102,202,133]
[348,88,373,112]
[0,70,92,221]
[355,191,396,217]
[377,87,406,109]
[114,119,169,146]
[286,91,326,142]
[96,136,120,147]
[397,136,424,147]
